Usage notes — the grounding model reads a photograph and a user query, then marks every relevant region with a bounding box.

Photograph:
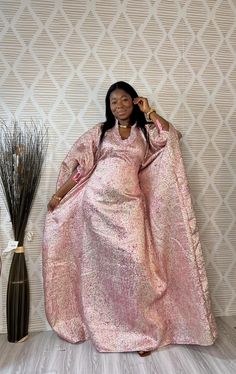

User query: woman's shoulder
[84,122,103,134]
[68,124,102,150]
[77,123,102,139]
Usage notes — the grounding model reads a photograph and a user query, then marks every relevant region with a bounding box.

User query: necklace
[118,124,131,128]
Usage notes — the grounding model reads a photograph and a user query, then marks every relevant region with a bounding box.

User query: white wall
[0,0,236,333]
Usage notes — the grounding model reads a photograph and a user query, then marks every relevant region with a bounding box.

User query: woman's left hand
[133,97,151,114]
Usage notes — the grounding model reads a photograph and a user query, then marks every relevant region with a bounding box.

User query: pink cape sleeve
[56,124,101,189]
[139,123,217,344]
[141,119,170,169]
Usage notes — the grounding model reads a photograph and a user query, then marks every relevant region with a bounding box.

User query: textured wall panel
[0,0,236,333]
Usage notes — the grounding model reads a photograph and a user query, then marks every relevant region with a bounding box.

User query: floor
[0,316,236,374]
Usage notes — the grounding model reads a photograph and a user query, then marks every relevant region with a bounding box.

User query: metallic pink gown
[43,120,217,352]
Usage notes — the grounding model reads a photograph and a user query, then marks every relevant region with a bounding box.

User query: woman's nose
[116,100,123,108]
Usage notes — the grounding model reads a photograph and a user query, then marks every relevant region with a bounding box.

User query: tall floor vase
[6,246,29,342]
[0,119,47,343]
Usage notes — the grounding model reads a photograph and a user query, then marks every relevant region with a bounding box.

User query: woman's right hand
[47,195,61,211]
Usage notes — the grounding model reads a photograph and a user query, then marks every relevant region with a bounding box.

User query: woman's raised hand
[133,97,151,114]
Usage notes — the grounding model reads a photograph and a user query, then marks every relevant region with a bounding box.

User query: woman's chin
[116,115,131,123]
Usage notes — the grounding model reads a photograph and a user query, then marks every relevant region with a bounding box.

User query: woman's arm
[47,170,79,211]
[148,111,169,131]
[133,97,169,130]
[148,109,182,139]
[150,111,182,139]
[133,97,182,138]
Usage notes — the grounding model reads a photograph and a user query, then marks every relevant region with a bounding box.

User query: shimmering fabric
[43,121,217,352]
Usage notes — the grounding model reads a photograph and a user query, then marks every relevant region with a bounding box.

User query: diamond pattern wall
[0,0,236,333]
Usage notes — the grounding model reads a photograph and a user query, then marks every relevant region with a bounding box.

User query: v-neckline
[114,119,137,143]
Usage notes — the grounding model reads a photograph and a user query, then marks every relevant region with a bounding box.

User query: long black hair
[99,81,149,145]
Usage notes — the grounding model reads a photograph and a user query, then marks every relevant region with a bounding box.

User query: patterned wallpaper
[0,0,236,333]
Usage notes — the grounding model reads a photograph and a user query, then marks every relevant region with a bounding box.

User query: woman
[43,81,217,356]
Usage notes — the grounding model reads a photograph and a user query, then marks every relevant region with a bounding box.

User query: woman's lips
[117,111,126,115]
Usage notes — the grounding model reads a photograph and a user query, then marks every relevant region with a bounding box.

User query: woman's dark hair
[100,81,149,145]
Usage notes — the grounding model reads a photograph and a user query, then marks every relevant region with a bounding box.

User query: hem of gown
[54,331,217,352]
[95,338,217,353]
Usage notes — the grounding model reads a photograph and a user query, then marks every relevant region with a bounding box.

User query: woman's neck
[118,119,132,127]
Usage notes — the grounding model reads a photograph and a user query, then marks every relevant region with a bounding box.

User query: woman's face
[109,89,134,123]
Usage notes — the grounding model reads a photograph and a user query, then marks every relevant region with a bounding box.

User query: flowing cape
[43,123,217,351]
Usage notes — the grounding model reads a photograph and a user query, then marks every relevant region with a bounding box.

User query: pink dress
[43,120,217,352]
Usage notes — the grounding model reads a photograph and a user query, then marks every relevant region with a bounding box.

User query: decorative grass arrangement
[0,119,48,342]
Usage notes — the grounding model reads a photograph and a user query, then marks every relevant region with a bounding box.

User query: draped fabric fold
[42,122,217,352]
